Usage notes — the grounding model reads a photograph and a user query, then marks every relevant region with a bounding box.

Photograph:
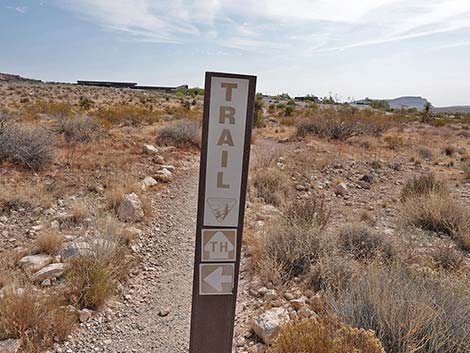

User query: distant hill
[432,106,470,114]
[353,96,430,111]
[0,72,42,83]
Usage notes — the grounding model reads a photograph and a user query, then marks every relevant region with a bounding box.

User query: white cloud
[7,5,28,14]
[61,0,470,51]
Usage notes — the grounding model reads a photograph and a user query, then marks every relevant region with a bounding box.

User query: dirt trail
[58,162,199,353]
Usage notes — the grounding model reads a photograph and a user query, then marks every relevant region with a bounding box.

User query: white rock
[152,155,165,164]
[0,339,21,353]
[155,168,172,183]
[256,205,282,221]
[19,254,52,272]
[252,307,290,344]
[142,176,158,189]
[80,309,92,323]
[142,144,158,155]
[33,263,66,282]
[334,182,349,197]
[117,193,144,222]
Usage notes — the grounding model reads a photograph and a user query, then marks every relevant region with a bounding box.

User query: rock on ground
[117,193,144,222]
[18,254,52,272]
[33,263,66,282]
[252,307,290,345]
[0,339,21,353]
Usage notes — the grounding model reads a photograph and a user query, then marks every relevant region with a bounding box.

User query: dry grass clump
[253,223,324,284]
[400,191,470,250]
[66,215,130,309]
[337,224,394,261]
[35,230,64,255]
[20,101,73,121]
[61,115,100,144]
[296,107,392,140]
[0,120,55,170]
[94,104,161,127]
[430,246,464,271]
[417,146,433,161]
[330,266,470,353]
[69,201,88,224]
[0,182,53,213]
[284,197,331,230]
[462,160,470,179]
[252,167,290,206]
[269,316,385,353]
[156,119,200,147]
[442,144,456,156]
[0,286,75,353]
[400,174,446,202]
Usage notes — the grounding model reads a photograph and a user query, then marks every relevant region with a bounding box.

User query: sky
[1,0,470,106]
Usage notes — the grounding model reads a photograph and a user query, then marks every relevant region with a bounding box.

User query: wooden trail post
[189,72,257,353]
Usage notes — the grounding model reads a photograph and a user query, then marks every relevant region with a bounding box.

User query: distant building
[77,81,137,88]
[295,95,320,103]
[76,81,188,92]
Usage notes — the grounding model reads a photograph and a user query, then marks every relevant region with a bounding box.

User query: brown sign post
[189,72,257,352]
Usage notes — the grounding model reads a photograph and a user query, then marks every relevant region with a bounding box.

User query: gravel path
[58,162,198,353]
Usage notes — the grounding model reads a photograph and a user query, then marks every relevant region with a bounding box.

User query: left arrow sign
[199,264,234,295]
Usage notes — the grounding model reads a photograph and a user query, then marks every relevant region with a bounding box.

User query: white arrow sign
[199,264,234,295]
[204,267,232,292]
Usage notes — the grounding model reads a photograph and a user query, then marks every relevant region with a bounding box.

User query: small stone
[289,296,307,310]
[252,307,290,344]
[0,338,21,353]
[117,193,144,222]
[19,254,52,272]
[79,309,92,323]
[41,279,51,287]
[334,182,349,197]
[33,263,66,282]
[360,174,374,183]
[142,176,158,189]
[155,168,172,183]
[158,307,171,317]
[142,144,158,155]
[152,155,165,164]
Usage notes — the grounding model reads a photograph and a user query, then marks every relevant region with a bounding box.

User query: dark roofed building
[77,81,137,88]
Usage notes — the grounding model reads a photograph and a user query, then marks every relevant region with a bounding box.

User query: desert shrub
[443,145,456,156]
[417,147,433,161]
[310,255,357,293]
[400,174,446,202]
[67,256,116,309]
[284,105,295,116]
[284,197,331,230]
[94,104,160,127]
[253,223,324,284]
[156,119,200,147]
[66,225,130,309]
[431,246,464,271]
[337,224,394,261]
[269,315,385,353]
[62,116,100,144]
[383,135,404,149]
[0,122,54,170]
[252,167,290,206]
[251,145,284,169]
[254,95,264,128]
[296,107,392,140]
[330,266,470,353]
[21,101,73,121]
[35,230,64,255]
[462,160,470,179]
[78,96,94,110]
[0,286,75,353]
[400,192,470,250]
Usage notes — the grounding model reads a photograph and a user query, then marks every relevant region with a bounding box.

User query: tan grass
[269,315,385,353]
[0,286,75,353]
[35,229,64,255]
